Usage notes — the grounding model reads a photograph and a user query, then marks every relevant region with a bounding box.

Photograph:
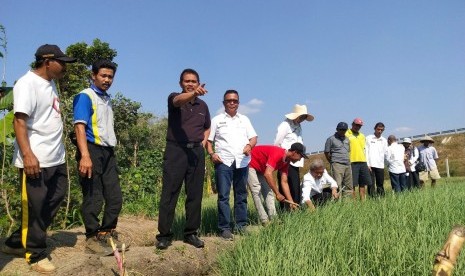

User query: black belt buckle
[186,142,195,149]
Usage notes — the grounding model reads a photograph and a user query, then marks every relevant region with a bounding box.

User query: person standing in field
[207,90,257,240]
[73,59,123,256]
[156,69,211,250]
[301,159,339,211]
[1,44,76,273]
[274,104,314,210]
[346,118,372,200]
[417,135,440,187]
[385,135,407,192]
[324,122,354,198]
[365,122,388,197]
[248,143,306,225]
[401,138,421,189]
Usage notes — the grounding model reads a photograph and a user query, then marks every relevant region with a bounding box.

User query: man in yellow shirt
[346,118,372,199]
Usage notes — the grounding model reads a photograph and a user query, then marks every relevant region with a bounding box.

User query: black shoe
[183,234,204,248]
[156,238,172,250]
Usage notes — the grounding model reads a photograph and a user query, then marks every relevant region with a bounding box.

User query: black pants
[79,142,122,238]
[407,171,420,189]
[311,188,333,206]
[278,165,300,211]
[5,165,67,263]
[157,142,205,240]
[369,167,385,197]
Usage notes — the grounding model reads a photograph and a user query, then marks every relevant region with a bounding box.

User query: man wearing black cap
[1,44,76,273]
[324,122,354,198]
[247,143,306,225]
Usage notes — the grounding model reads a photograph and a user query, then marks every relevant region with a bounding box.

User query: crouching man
[301,159,339,211]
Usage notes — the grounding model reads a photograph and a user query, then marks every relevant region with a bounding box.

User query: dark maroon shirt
[166,92,211,143]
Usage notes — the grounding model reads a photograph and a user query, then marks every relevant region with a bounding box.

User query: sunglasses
[223,99,239,104]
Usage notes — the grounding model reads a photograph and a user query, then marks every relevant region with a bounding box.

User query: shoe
[30,258,56,274]
[100,230,130,251]
[1,244,25,257]
[156,238,172,250]
[219,230,234,241]
[183,234,204,248]
[86,235,113,256]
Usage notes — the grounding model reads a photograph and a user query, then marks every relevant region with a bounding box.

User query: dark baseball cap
[289,142,308,159]
[35,44,77,63]
[336,122,348,130]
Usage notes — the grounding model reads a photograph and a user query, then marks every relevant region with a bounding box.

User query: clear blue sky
[3,0,465,152]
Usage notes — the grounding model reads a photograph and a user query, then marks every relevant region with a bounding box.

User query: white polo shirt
[208,112,257,168]
[384,142,406,174]
[301,169,338,203]
[365,134,388,168]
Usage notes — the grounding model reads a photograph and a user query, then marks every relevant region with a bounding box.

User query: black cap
[289,142,308,159]
[35,44,77,63]
[336,122,348,130]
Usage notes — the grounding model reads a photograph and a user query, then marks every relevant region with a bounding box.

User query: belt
[168,141,202,149]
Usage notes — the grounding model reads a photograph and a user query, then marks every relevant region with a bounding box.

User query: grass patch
[217,178,465,275]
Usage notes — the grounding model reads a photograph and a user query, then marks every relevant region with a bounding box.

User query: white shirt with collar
[384,142,406,174]
[208,112,257,168]
[301,169,338,203]
[365,134,388,168]
[274,119,304,167]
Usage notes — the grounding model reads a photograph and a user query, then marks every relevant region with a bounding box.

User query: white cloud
[239,98,263,115]
[395,127,413,133]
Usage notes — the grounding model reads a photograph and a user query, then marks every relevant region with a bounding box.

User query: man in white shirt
[401,138,420,189]
[385,135,407,193]
[1,44,76,273]
[365,122,388,197]
[301,159,339,211]
[207,90,257,240]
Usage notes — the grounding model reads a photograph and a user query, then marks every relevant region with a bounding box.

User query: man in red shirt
[248,143,307,225]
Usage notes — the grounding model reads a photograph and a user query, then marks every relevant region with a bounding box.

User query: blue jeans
[389,172,407,193]
[215,162,248,231]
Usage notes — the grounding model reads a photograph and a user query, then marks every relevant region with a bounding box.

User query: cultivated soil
[0,216,235,276]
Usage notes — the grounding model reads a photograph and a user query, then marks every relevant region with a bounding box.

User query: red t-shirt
[249,145,289,174]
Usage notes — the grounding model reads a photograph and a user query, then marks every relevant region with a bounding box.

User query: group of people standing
[1,44,124,273]
[1,43,443,273]
[324,118,441,203]
[155,68,311,248]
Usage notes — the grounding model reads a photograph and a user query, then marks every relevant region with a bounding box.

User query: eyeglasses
[223,99,239,104]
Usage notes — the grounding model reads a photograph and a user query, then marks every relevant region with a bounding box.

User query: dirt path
[0,216,234,275]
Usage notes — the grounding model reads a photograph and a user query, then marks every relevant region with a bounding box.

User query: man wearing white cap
[274,104,314,210]
[346,118,372,200]
[417,136,440,187]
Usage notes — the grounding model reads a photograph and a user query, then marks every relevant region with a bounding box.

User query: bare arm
[206,140,222,164]
[202,128,210,148]
[173,84,208,107]
[324,152,331,162]
[243,136,257,156]
[14,113,40,179]
[263,166,285,202]
[75,123,92,178]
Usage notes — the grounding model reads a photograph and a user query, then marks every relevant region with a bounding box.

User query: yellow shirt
[346,129,367,162]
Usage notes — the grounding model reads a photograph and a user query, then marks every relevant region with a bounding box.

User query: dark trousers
[311,187,333,206]
[278,165,300,211]
[389,172,407,193]
[5,165,67,263]
[157,142,205,240]
[407,171,420,189]
[79,142,122,238]
[215,162,248,231]
[369,167,385,197]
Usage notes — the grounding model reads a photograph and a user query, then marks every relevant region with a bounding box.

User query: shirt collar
[91,84,109,97]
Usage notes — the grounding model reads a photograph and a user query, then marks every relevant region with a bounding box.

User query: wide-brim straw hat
[285,104,314,121]
[420,135,434,143]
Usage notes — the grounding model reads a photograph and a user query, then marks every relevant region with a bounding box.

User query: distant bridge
[308,127,465,156]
